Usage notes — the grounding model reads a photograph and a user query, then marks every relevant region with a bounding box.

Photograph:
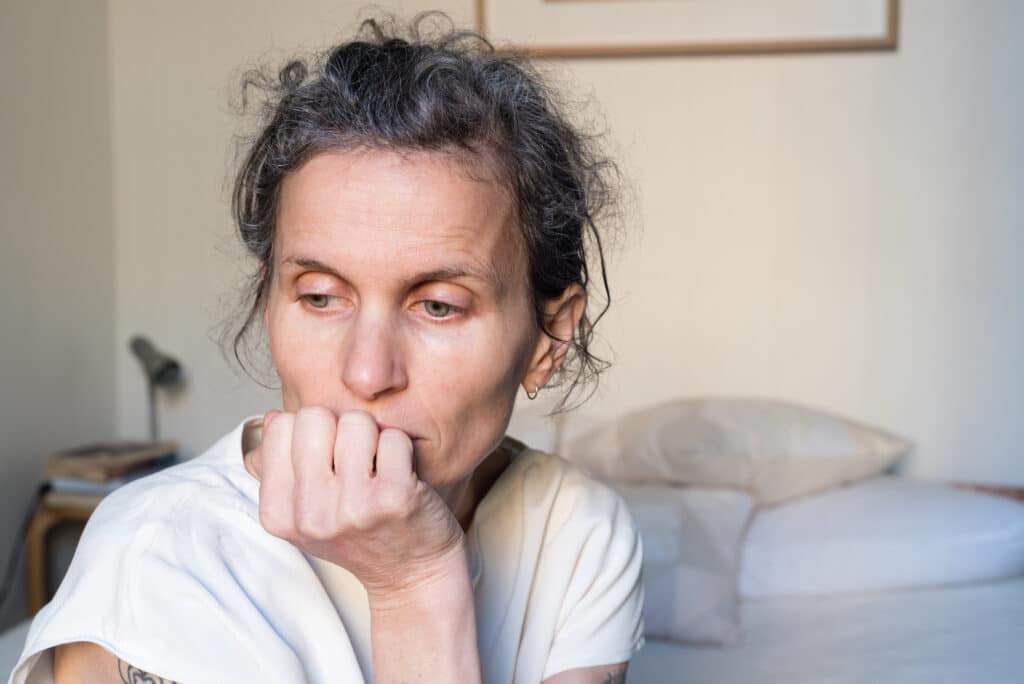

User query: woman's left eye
[421,300,459,319]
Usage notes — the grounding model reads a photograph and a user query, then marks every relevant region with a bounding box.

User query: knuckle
[264,411,295,440]
[375,484,413,518]
[296,405,336,425]
[272,410,296,426]
[339,409,375,429]
[379,428,412,449]
[339,498,375,531]
[258,503,291,538]
[294,503,334,541]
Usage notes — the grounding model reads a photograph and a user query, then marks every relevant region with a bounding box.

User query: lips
[374,422,422,440]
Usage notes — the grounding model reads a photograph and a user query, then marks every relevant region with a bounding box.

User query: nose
[340,309,409,401]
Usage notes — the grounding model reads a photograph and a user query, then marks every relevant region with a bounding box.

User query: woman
[11,14,643,684]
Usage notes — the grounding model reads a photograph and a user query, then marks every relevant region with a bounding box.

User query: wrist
[367,539,482,684]
[365,540,472,613]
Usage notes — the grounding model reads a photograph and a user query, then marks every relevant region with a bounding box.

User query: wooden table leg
[25,506,58,616]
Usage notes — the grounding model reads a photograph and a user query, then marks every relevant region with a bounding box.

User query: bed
[630,575,1024,683]
[545,396,1024,684]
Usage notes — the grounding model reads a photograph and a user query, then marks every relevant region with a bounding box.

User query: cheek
[412,319,533,478]
[411,313,529,402]
[266,301,337,405]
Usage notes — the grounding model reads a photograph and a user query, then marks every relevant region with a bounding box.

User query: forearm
[367,545,482,683]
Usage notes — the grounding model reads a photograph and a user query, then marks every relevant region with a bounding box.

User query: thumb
[246,410,282,481]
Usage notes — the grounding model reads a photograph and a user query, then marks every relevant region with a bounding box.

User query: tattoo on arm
[117,659,179,684]
[602,669,627,684]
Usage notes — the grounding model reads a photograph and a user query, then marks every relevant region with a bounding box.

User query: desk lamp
[129,336,183,441]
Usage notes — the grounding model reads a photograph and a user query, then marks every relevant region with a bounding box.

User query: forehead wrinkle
[383,204,521,299]
[388,238,510,298]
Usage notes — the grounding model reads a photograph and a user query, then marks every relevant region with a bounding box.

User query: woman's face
[265,148,547,492]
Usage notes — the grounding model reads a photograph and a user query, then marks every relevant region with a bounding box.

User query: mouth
[375,422,423,441]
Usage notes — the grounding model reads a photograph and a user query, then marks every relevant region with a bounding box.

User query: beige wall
[0,0,115,630]
[568,0,1024,485]
[109,0,1023,485]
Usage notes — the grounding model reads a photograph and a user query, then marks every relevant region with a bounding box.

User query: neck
[441,446,512,531]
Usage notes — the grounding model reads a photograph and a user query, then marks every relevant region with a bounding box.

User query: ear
[521,283,586,397]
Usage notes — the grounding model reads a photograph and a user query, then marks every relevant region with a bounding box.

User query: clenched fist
[244,406,466,601]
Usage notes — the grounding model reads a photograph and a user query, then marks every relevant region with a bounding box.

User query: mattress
[629,575,1024,684]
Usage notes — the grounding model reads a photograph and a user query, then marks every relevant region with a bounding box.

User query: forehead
[275,148,522,295]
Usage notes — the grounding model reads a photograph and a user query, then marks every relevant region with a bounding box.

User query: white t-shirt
[10,417,644,683]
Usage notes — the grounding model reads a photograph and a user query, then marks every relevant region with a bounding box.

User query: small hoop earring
[526,386,540,400]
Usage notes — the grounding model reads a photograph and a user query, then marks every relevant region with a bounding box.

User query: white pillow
[740,476,1024,598]
[613,485,755,646]
[563,397,911,505]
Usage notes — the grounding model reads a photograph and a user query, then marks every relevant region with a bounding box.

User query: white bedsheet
[630,575,1024,684]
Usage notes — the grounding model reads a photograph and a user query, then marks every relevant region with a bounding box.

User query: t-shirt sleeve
[8,480,309,684]
[541,484,646,679]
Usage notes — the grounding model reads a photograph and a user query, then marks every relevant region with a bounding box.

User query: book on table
[46,440,179,484]
[47,457,178,495]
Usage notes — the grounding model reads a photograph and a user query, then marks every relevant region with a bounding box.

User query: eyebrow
[280,256,507,294]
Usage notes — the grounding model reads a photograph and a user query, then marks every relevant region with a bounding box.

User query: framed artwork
[476,0,899,58]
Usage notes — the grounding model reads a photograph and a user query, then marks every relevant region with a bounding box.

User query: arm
[53,642,178,683]
[544,662,629,684]
[366,544,482,682]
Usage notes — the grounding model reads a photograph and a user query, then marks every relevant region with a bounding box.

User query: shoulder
[69,421,273,595]
[497,450,645,678]
[481,447,642,588]
[51,418,260,590]
[49,418,259,594]
[79,433,252,555]
[89,417,257,526]
[11,420,308,683]
[505,447,638,540]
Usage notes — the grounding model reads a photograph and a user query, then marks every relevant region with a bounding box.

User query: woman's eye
[301,295,459,318]
[302,294,332,309]
[422,300,455,318]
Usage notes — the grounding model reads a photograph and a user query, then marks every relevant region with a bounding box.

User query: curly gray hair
[225,12,619,412]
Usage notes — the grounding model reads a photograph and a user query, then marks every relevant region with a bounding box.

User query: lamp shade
[129,336,181,386]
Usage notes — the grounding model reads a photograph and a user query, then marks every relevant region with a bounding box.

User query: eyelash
[298,295,465,320]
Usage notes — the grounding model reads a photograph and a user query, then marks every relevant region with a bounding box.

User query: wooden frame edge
[476,0,899,58]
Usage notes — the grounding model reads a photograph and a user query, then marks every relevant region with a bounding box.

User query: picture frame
[475,0,899,58]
